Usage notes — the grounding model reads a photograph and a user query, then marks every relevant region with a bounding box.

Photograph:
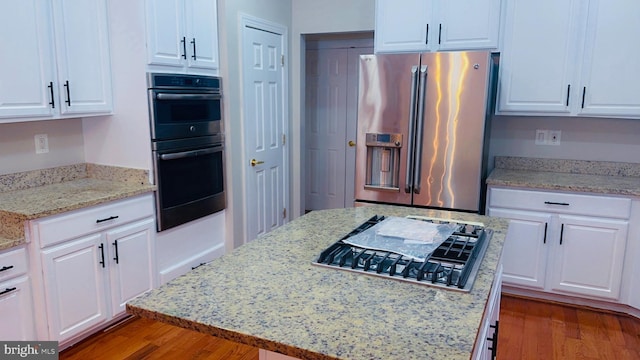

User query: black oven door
[149,89,223,140]
[153,138,225,231]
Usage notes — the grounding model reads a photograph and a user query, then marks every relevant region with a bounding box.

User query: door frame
[239,14,289,243]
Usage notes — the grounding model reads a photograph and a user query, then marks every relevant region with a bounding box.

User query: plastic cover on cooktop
[342,216,457,261]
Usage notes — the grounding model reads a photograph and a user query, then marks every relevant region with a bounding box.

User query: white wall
[0,119,84,175]
[82,0,151,171]
[489,115,640,170]
[218,0,293,249]
[291,0,376,217]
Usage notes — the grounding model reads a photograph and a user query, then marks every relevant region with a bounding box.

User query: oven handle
[155,93,221,101]
[159,145,223,161]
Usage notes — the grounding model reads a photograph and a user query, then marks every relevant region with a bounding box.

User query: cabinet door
[497,0,585,114]
[374,0,431,53]
[106,218,155,317]
[185,0,219,71]
[51,0,112,115]
[435,0,501,51]
[0,0,56,119]
[146,0,186,67]
[578,0,640,118]
[41,233,108,342]
[550,215,628,300]
[488,208,551,290]
[0,276,35,340]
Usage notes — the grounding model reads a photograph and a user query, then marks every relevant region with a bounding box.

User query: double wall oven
[148,73,225,231]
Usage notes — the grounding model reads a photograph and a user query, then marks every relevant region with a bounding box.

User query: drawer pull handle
[96,215,119,223]
[0,265,14,272]
[99,243,105,268]
[544,201,569,206]
[112,240,119,264]
[0,287,17,296]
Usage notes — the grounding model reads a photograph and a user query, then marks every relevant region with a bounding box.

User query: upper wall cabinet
[146,0,219,74]
[374,0,502,53]
[497,0,640,119]
[0,0,113,122]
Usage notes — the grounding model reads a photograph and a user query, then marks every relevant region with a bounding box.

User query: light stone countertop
[487,156,640,196]
[127,205,508,360]
[0,164,155,251]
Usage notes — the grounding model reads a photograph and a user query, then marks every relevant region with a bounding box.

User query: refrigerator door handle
[405,66,420,193]
[413,65,428,194]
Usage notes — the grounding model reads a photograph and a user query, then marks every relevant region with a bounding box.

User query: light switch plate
[535,129,549,145]
[35,134,49,154]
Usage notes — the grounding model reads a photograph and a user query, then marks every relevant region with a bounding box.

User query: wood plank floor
[60,295,640,360]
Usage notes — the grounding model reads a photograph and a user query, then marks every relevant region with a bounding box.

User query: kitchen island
[127,205,508,360]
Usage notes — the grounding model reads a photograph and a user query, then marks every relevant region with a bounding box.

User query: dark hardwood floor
[60,295,640,360]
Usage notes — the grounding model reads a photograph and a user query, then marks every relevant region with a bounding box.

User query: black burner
[313,215,492,291]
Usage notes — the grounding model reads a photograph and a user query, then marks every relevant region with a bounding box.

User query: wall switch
[35,134,49,154]
[535,129,549,145]
[549,130,561,145]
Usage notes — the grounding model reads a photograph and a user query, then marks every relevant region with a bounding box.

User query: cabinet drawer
[488,188,631,219]
[0,247,28,282]
[34,194,155,248]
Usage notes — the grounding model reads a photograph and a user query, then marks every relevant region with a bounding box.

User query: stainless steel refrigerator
[354,51,498,213]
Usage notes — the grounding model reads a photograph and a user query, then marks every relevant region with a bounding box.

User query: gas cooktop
[313,215,492,292]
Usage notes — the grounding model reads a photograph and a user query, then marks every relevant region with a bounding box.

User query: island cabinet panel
[374,0,502,53]
[259,350,300,360]
[145,0,219,74]
[473,264,502,360]
[487,187,630,302]
[497,0,640,119]
[0,246,35,340]
[0,0,113,122]
[29,194,156,346]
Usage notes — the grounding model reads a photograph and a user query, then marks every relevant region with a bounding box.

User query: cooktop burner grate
[313,215,492,292]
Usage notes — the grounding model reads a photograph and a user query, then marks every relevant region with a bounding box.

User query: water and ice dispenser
[364,133,402,191]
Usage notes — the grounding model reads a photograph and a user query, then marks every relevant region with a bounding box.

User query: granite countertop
[0,164,155,251]
[487,156,640,196]
[127,205,508,360]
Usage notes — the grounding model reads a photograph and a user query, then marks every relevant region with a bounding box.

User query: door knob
[250,159,264,167]
[348,140,356,147]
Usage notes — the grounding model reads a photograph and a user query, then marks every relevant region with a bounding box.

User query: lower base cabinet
[488,187,630,301]
[30,194,156,345]
[0,246,35,340]
[0,276,36,340]
[473,265,502,360]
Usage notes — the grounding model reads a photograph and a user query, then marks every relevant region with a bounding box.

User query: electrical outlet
[535,129,549,145]
[549,130,561,146]
[35,134,49,154]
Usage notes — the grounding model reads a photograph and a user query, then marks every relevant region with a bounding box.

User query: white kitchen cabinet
[577,0,640,118]
[497,0,640,118]
[0,0,112,121]
[374,0,501,53]
[487,187,630,301]
[146,0,219,73]
[489,209,550,290]
[41,233,109,343]
[30,194,155,345]
[472,264,501,360]
[0,247,35,340]
[105,218,155,317]
[549,215,628,299]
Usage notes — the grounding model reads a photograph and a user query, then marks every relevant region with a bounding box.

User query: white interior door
[242,23,287,242]
[305,43,372,211]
